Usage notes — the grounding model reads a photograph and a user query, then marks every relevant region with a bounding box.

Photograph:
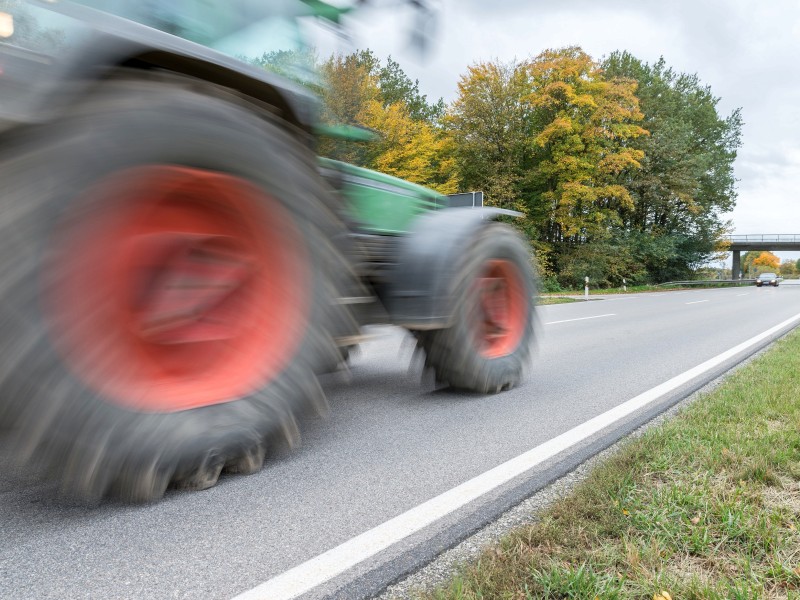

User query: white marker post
[584,276,589,301]
[623,277,627,292]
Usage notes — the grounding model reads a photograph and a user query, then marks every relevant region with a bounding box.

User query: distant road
[2,284,800,600]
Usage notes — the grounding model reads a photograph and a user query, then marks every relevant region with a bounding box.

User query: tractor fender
[385,207,522,329]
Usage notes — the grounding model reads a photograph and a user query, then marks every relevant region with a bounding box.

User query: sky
[343,0,800,264]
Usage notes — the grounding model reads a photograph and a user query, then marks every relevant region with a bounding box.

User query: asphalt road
[2,282,799,600]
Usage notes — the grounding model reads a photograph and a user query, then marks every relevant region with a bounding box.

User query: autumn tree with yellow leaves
[448,49,649,281]
[447,61,534,214]
[752,251,780,270]
[359,100,458,193]
[524,47,647,249]
[313,50,456,193]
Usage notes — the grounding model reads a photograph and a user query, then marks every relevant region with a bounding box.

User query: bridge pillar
[732,250,741,281]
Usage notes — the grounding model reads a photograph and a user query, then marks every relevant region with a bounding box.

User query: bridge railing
[726,234,800,243]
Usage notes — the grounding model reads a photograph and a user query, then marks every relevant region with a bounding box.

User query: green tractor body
[0,0,537,501]
[319,158,443,234]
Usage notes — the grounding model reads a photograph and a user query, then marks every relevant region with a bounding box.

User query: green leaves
[602,52,742,281]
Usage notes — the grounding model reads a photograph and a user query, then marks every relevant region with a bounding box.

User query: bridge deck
[729,242,800,251]
[727,234,800,251]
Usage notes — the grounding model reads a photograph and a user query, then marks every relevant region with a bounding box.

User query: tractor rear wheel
[0,81,355,501]
[417,223,535,393]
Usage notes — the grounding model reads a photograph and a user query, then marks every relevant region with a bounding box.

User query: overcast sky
[346,0,800,263]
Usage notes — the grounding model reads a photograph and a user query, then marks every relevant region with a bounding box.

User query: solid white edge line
[232,311,800,600]
[686,300,709,305]
[544,313,616,325]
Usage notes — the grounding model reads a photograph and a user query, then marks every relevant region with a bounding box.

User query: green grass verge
[540,284,753,296]
[425,328,800,600]
[537,296,582,305]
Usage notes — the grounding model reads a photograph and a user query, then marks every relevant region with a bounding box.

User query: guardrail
[726,234,800,243]
[657,279,756,287]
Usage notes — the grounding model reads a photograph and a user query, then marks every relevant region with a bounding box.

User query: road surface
[2,283,799,600]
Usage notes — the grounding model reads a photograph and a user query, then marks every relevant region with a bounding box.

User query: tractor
[0,0,536,501]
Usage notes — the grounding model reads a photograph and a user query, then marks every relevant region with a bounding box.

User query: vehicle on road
[755,273,780,287]
[0,0,536,501]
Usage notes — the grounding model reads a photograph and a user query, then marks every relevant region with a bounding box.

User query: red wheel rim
[474,259,528,358]
[46,166,310,412]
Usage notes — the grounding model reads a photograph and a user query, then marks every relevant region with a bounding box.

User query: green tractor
[0,0,536,501]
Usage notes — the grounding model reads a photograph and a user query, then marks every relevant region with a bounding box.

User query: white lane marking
[544,313,616,325]
[737,293,748,297]
[233,312,800,600]
[686,300,709,305]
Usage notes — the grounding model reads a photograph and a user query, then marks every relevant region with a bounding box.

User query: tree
[741,251,762,276]
[525,47,647,252]
[377,56,445,123]
[315,50,455,191]
[752,251,779,270]
[602,52,742,281]
[359,100,458,193]
[446,60,534,214]
[742,250,779,275]
[779,259,797,276]
[446,50,648,281]
[316,51,381,165]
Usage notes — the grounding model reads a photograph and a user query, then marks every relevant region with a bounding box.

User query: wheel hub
[474,259,527,358]
[130,233,255,344]
[46,166,310,412]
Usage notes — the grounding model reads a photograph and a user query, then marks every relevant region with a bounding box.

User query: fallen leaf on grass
[654,591,673,600]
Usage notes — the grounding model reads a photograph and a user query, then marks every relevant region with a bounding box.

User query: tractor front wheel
[0,81,355,501]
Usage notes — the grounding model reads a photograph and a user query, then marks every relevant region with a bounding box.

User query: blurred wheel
[0,81,355,501]
[417,223,535,393]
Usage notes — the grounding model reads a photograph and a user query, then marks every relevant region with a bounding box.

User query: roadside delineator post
[623,277,627,292]
[584,276,589,301]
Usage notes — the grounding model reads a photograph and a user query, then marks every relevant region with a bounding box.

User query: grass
[539,284,667,297]
[540,283,752,297]
[423,328,800,600]
[536,296,582,305]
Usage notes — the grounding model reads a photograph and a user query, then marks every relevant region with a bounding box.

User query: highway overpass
[727,234,800,279]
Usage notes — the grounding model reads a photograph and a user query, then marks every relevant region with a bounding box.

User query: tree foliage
[251,43,742,287]
[779,260,797,276]
[524,47,647,271]
[378,56,445,122]
[742,251,780,275]
[752,251,780,270]
[311,50,453,191]
[359,99,458,192]
[446,61,533,213]
[602,52,742,281]
[447,49,648,284]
